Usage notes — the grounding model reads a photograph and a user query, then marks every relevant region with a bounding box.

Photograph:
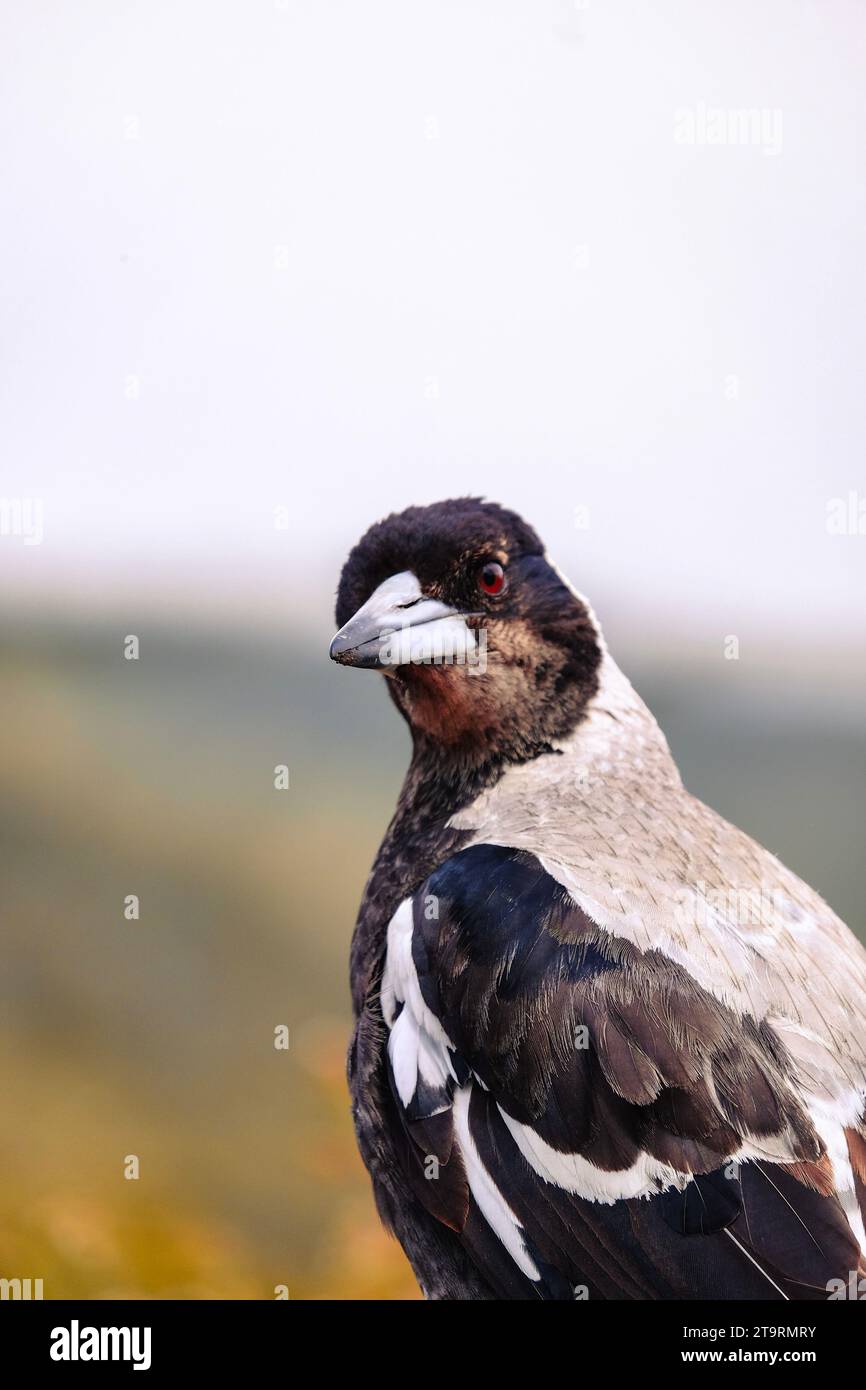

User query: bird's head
[330,498,603,762]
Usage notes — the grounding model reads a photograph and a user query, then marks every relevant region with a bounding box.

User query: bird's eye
[477,561,506,596]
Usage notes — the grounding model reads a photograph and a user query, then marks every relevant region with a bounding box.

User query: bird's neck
[446,652,683,843]
[559,652,678,778]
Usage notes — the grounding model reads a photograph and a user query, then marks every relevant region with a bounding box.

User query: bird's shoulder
[445,711,866,1093]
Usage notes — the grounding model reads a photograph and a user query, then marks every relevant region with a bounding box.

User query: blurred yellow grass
[0,634,418,1299]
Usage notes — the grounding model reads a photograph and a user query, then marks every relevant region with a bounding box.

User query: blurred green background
[1,613,863,1298]
[0,614,417,1299]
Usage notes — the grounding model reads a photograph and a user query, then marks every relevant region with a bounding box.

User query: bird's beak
[329,570,481,670]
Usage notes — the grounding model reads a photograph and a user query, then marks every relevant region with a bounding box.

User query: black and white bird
[329,497,866,1300]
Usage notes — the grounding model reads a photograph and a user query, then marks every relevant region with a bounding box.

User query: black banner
[1,1297,861,1375]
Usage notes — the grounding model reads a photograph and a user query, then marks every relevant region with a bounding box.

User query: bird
[329,496,866,1300]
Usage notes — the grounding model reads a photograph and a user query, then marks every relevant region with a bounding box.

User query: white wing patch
[452,1085,540,1281]
[498,1106,687,1205]
[381,897,541,1281]
[381,898,457,1107]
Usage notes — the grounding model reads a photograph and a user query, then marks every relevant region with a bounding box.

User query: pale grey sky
[2,1,865,656]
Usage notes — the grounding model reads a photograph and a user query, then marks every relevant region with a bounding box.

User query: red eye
[478,561,506,596]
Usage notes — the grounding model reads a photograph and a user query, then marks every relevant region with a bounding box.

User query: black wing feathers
[383,843,857,1298]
